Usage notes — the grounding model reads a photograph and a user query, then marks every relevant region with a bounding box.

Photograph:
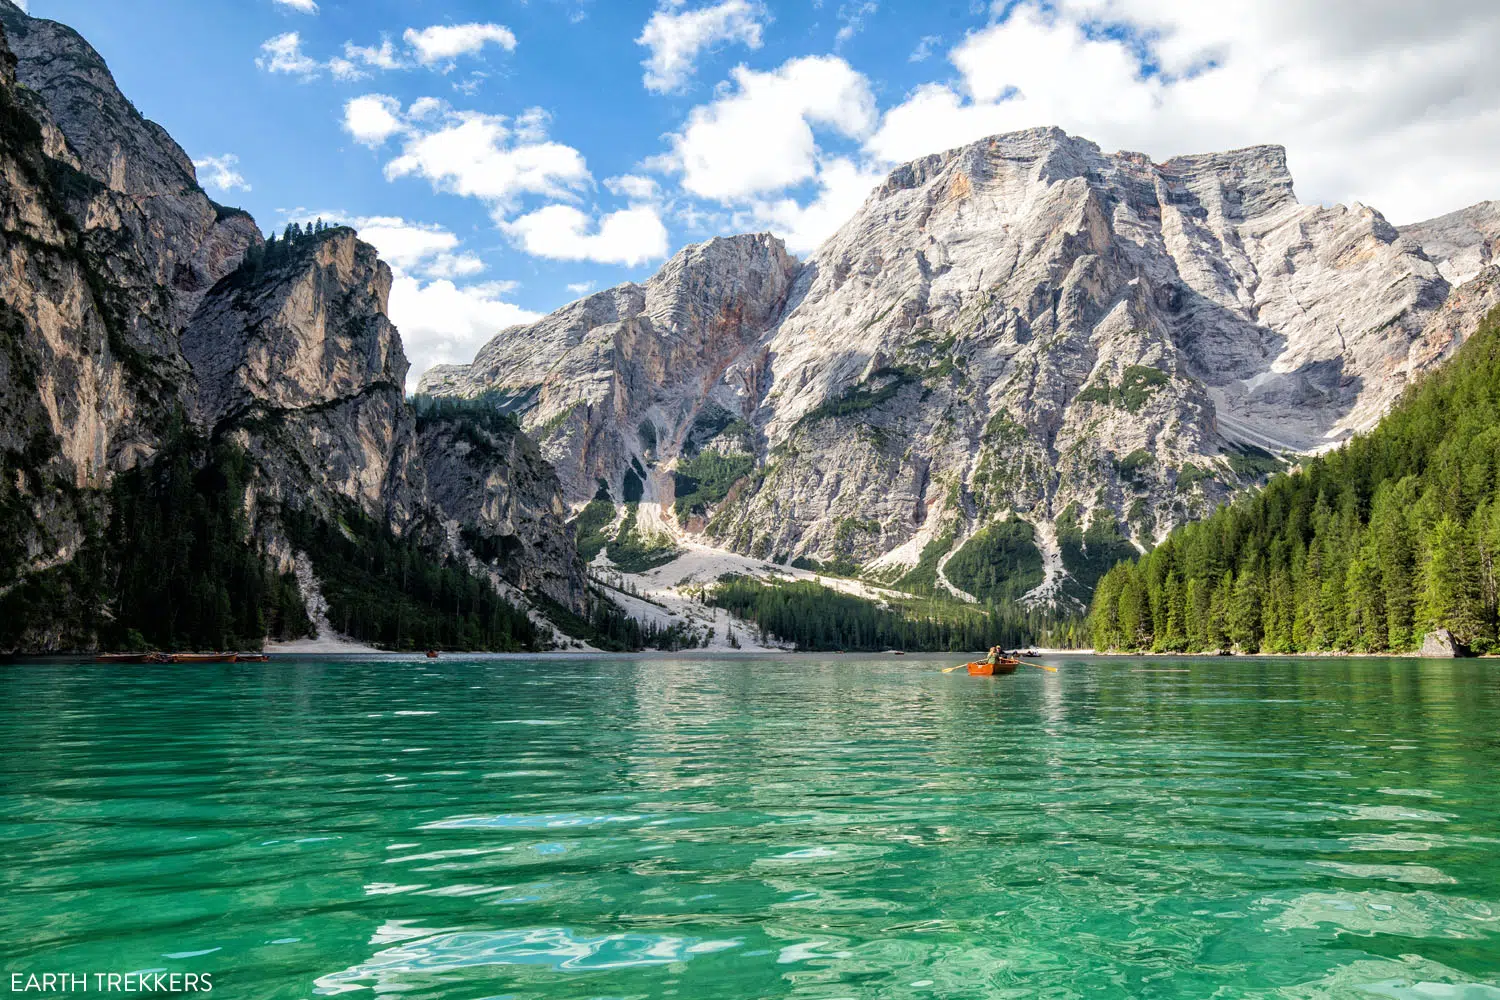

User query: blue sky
[17,0,1500,385]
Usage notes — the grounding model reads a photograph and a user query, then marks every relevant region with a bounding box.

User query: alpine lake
[2,654,1499,999]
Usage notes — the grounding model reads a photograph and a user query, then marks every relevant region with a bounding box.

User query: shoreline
[4,648,1489,664]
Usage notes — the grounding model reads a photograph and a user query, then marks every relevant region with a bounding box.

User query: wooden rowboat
[237,653,270,663]
[966,659,1019,676]
[167,653,238,664]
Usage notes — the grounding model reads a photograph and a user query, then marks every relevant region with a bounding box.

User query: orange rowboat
[966,659,1019,676]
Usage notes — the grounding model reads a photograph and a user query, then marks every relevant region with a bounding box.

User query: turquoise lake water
[2,654,1500,998]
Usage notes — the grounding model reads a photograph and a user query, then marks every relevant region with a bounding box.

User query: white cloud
[605,174,662,202]
[256,32,321,77]
[835,1,878,46]
[668,55,876,201]
[393,276,541,391]
[407,97,447,120]
[343,95,406,147]
[404,23,517,67]
[513,107,551,143]
[260,24,513,81]
[273,0,319,13]
[637,0,766,94]
[908,34,940,63]
[384,110,591,211]
[349,97,640,267]
[453,72,488,96]
[567,281,597,295]
[350,216,466,274]
[864,0,1500,223]
[503,205,670,266]
[193,154,252,193]
[745,156,882,253]
[333,37,406,79]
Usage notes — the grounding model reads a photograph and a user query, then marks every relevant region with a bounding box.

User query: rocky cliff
[421,233,797,504]
[0,0,259,595]
[0,4,586,650]
[424,128,1499,609]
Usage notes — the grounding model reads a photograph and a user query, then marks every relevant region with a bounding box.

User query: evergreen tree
[1086,305,1500,654]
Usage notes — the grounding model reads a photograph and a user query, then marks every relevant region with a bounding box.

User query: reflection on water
[314,924,741,994]
[2,654,1499,998]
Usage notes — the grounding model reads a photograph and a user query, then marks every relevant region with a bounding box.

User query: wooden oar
[942,662,970,673]
[1018,659,1059,673]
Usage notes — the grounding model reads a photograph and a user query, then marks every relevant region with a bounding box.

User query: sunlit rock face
[0,3,588,648]
[426,126,1496,606]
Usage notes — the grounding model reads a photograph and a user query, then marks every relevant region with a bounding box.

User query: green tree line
[1090,305,1500,654]
[280,505,542,652]
[1,420,310,652]
[706,575,1043,652]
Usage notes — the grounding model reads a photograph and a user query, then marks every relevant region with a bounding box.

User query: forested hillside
[1090,306,1500,654]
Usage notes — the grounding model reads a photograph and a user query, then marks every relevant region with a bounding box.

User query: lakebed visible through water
[2,654,1499,998]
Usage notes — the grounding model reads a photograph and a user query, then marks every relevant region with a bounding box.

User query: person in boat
[985,645,1002,667]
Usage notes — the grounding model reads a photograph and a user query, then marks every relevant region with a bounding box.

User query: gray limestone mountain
[0,0,260,585]
[422,128,1500,608]
[0,4,585,650]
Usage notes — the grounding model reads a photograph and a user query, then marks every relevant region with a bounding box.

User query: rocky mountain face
[0,4,585,649]
[0,0,258,586]
[421,234,797,500]
[424,128,1500,608]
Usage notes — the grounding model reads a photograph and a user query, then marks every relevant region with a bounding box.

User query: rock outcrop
[0,5,587,649]
[1400,202,1500,288]
[422,233,797,503]
[0,0,260,598]
[182,230,426,529]
[425,127,1497,607]
[417,410,587,611]
[1419,629,1469,658]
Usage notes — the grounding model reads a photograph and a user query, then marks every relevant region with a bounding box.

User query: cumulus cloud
[193,154,251,193]
[567,281,597,295]
[349,215,487,279]
[667,55,876,201]
[256,32,321,77]
[331,37,406,80]
[260,22,515,81]
[343,94,406,146]
[745,156,882,253]
[392,277,541,391]
[384,110,591,210]
[503,205,670,266]
[637,0,766,94]
[605,174,662,202]
[272,0,319,12]
[865,0,1500,222]
[835,1,878,46]
[404,23,517,67]
[908,34,940,63]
